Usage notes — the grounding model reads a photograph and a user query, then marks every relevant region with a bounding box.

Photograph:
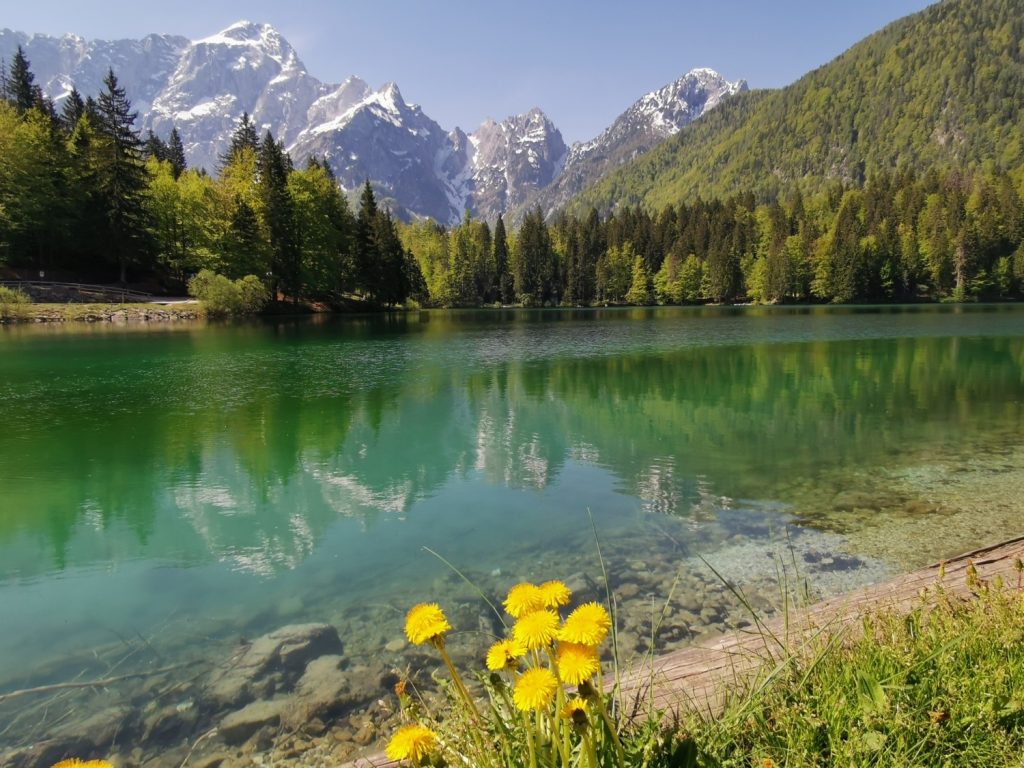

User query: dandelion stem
[523,711,539,768]
[546,648,572,768]
[439,646,482,722]
[583,731,600,768]
[594,691,627,768]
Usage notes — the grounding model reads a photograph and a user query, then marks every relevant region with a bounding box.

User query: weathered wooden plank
[341,535,1024,768]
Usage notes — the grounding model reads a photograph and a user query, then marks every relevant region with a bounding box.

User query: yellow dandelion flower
[556,642,600,686]
[513,609,560,650]
[386,724,439,765]
[559,602,612,646]
[504,582,544,618]
[404,603,451,646]
[538,580,572,608]
[51,762,113,768]
[513,667,558,711]
[486,638,525,671]
[560,697,589,725]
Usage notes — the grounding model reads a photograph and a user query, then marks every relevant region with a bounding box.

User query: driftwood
[340,535,1024,768]
[0,663,187,704]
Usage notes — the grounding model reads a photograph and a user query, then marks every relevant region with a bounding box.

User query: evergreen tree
[60,88,86,133]
[143,130,169,162]
[221,112,260,168]
[221,195,269,279]
[493,214,513,304]
[514,207,555,305]
[95,68,150,283]
[168,128,187,180]
[8,47,37,114]
[354,180,380,299]
[625,254,653,305]
[257,130,299,300]
[375,210,412,307]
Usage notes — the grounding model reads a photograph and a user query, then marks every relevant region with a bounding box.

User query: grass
[660,576,1024,767]
[0,285,30,320]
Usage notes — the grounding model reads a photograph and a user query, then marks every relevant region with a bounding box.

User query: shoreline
[1,303,202,324]
[3,298,1022,326]
[342,533,1024,768]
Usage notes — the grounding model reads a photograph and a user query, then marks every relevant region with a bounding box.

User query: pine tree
[493,214,513,304]
[167,128,187,180]
[221,112,260,168]
[143,130,169,162]
[625,254,653,305]
[257,131,299,300]
[221,195,268,279]
[355,180,380,300]
[95,68,150,283]
[514,208,556,305]
[8,47,36,114]
[374,210,411,307]
[60,88,86,133]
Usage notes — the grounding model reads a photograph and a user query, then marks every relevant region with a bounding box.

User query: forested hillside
[569,0,1024,213]
[3,0,1024,309]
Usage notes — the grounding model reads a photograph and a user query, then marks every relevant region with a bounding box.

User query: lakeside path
[343,534,1024,768]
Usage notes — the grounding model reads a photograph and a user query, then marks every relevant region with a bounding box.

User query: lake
[2,304,1023,765]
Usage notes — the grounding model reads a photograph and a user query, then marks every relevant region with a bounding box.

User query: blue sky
[7,0,935,142]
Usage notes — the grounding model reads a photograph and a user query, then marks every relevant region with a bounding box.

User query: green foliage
[596,243,634,303]
[187,269,268,316]
[514,207,558,305]
[94,69,150,283]
[654,253,702,304]
[570,0,1024,214]
[668,582,1024,767]
[0,285,29,320]
[2,24,1023,310]
[624,254,653,305]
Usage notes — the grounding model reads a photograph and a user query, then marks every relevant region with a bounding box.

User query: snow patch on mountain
[2,23,745,223]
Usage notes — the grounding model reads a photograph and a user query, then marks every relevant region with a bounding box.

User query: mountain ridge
[0,22,744,223]
[566,0,1024,215]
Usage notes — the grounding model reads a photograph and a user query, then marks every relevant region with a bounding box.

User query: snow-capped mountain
[290,80,463,223]
[520,69,748,218]
[463,109,568,222]
[0,23,744,223]
[0,28,188,116]
[146,21,326,172]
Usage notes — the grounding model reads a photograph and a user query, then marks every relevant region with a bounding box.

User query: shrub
[0,285,30,320]
[187,270,268,317]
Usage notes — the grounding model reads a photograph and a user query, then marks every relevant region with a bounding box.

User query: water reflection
[1,306,1022,580]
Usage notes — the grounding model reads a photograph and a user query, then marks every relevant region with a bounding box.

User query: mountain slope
[2,22,744,223]
[568,0,1024,215]
[146,21,328,172]
[526,68,746,217]
[464,108,568,221]
[291,81,464,222]
[0,29,189,114]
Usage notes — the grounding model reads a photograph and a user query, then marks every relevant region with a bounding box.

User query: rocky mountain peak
[516,67,746,220]
[4,22,744,224]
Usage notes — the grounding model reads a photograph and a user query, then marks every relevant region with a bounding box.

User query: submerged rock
[219,699,289,744]
[206,623,343,706]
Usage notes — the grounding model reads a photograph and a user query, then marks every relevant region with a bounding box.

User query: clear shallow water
[1,305,1023,763]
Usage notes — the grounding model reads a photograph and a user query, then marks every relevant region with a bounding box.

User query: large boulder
[206,623,343,706]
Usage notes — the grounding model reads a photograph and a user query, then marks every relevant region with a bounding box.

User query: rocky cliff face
[520,68,748,218]
[1,23,743,223]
